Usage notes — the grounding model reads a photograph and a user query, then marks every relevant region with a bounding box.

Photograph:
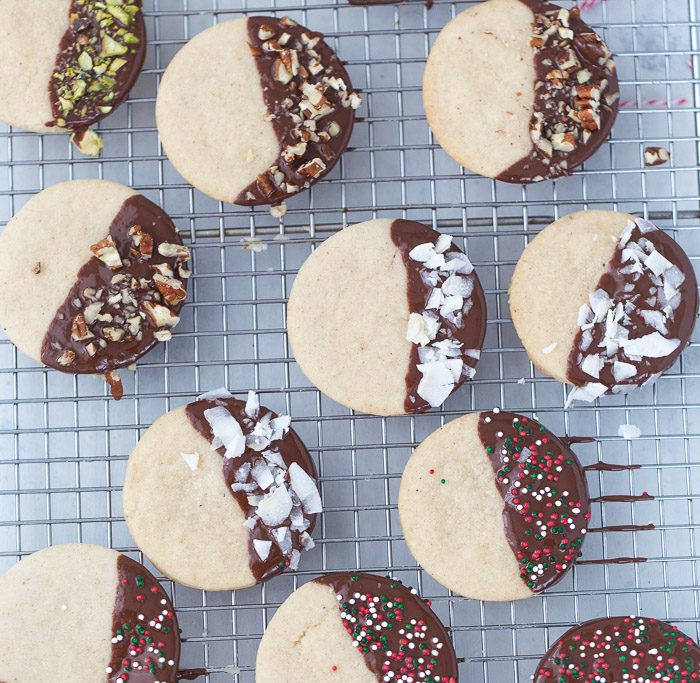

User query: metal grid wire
[1,0,700,680]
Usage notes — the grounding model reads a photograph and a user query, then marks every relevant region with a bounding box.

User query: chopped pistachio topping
[50,0,143,128]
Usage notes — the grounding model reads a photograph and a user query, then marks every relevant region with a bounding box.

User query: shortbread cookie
[156,16,360,206]
[423,0,619,183]
[0,543,180,683]
[0,179,190,400]
[256,573,459,683]
[123,389,320,591]
[287,219,486,415]
[509,211,698,402]
[533,615,700,682]
[399,409,590,601]
[0,0,146,134]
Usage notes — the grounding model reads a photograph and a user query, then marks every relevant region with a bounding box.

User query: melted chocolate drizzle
[534,616,700,682]
[477,410,590,593]
[49,0,146,130]
[108,554,180,683]
[590,493,655,503]
[559,436,595,446]
[316,573,459,683]
[237,17,358,206]
[391,220,487,412]
[40,195,188,395]
[567,221,698,393]
[577,556,647,565]
[185,397,317,583]
[584,461,642,472]
[588,523,655,533]
[176,669,208,680]
[498,1,619,183]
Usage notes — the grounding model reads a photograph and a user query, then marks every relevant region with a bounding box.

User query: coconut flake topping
[404,233,480,407]
[568,218,688,403]
[200,391,321,568]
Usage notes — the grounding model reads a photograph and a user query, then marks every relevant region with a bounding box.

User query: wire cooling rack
[1,0,700,681]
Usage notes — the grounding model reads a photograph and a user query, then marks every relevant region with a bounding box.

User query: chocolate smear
[391,219,486,412]
[498,1,619,183]
[316,573,459,683]
[534,616,700,682]
[40,195,189,399]
[566,218,697,401]
[108,554,180,682]
[477,409,590,593]
[185,394,319,583]
[49,0,146,130]
[238,17,360,206]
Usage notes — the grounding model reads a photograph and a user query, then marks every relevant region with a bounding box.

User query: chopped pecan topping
[90,236,123,270]
[71,313,93,341]
[154,274,187,306]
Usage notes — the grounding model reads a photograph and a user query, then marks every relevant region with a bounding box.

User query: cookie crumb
[32,261,41,274]
[241,237,267,253]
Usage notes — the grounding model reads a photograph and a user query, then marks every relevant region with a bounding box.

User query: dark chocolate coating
[497,0,619,183]
[236,17,357,206]
[567,222,698,392]
[49,0,146,130]
[109,554,180,683]
[316,573,459,683]
[533,616,700,682]
[391,219,487,413]
[185,396,317,583]
[40,195,188,380]
[477,410,590,593]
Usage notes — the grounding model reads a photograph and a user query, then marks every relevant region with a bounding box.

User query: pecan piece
[90,236,123,270]
[71,313,93,341]
[153,274,187,306]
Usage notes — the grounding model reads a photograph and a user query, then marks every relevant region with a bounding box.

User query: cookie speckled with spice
[0,0,146,149]
[509,210,698,403]
[399,410,590,601]
[533,615,700,683]
[287,219,487,416]
[0,544,180,683]
[156,16,360,207]
[256,572,459,683]
[0,180,190,400]
[123,388,321,591]
[424,0,619,183]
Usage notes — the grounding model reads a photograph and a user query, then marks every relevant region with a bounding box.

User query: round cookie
[256,572,459,683]
[399,409,590,601]
[123,388,321,591]
[156,16,360,206]
[423,0,619,183]
[0,0,146,134]
[509,210,698,402]
[0,179,190,400]
[533,615,700,682]
[287,219,487,415]
[0,543,180,683]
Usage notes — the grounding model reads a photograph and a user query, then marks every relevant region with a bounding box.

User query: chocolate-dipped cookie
[509,210,697,402]
[156,16,360,207]
[0,180,190,400]
[123,389,321,591]
[399,409,590,601]
[0,0,146,144]
[287,219,487,416]
[533,615,700,682]
[256,572,459,683]
[423,0,619,183]
[0,543,180,683]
